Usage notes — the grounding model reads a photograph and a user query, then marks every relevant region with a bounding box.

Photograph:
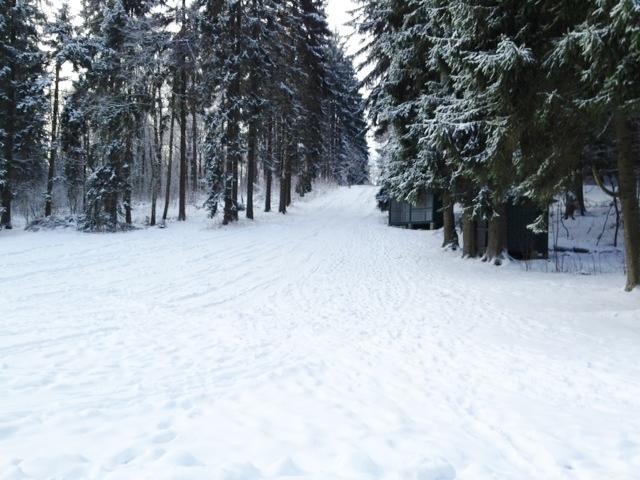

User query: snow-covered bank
[1,186,639,480]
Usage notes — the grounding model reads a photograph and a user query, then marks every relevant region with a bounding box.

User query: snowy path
[1,186,639,480]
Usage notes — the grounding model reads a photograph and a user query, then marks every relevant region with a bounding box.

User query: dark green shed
[506,201,548,259]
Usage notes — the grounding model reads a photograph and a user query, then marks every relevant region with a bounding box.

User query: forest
[3,0,640,292]
[0,0,369,229]
[358,0,640,291]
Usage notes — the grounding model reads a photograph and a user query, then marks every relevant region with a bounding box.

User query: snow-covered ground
[1,185,639,480]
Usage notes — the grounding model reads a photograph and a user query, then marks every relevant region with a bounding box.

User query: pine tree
[79,0,158,231]
[198,0,244,224]
[174,0,196,221]
[0,0,48,229]
[44,3,75,217]
[59,87,88,214]
[324,36,369,186]
[548,0,640,290]
[296,0,330,196]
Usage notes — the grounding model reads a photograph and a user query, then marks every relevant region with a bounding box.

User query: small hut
[388,191,443,230]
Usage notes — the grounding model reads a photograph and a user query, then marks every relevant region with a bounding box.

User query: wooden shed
[471,200,548,259]
[388,191,443,230]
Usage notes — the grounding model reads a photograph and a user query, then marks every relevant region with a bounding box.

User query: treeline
[0,0,369,231]
[355,0,640,291]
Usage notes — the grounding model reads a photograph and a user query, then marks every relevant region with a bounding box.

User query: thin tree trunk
[232,152,239,221]
[178,41,187,220]
[462,209,477,258]
[615,111,640,291]
[150,85,163,226]
[124,133,133,225]
[223,2,241,225]
[278,125,287,214]
[574,168,586,216]
[191,97,198,194]
[442,191,458,249]
[265,168,272,212]
[83,132,89,211]
[247,120,256,219]
[0,179,11,229]
[265,129,272,212]
[1,16,16,229]
[45,61,61,217]
[223,95,237,224]
[285,142,292,207]
[484,202,507,265]
[162,95,176,223]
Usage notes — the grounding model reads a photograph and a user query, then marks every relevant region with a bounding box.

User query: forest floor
[1,185,639,480]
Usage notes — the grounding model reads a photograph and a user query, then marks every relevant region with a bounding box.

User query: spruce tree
[549,0,640,290]
[324,37,369,186]
[44,3,75,217]
[296,0,331,196]
[0,0,48,229]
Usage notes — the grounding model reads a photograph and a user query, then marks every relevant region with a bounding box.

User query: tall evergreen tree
[548,0,640,290]
[44,3,75,217]
[0,0,48,229]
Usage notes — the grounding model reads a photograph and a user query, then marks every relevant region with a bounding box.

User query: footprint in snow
[157,419,172,430]
[145,448,166,461]
[107,447,140,467]
[169,451,203,467]
[151,431,176,444]
[271,457,304,476]
[410,458,457,480]
[0,425,19,440]
[339,452,383,477]
[222,462,263,480]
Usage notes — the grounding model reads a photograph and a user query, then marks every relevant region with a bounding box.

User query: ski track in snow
[1,185,639,480]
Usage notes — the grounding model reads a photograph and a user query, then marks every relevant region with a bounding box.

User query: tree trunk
[191,97,198,194]
[124,132,133,225]
[223,94,237,225]
[462,210,477,258]
[45,61,61,217]
[162,95,176,223]
[279,166,287,214]
[246,120,256,219]
[278,129,287,214]
[178,51,187,221]
[232,151,239,221]
[442,191,458,249]
[223,3,241,225]
[0,181,11,229]
[484,202,507,265]
[2,19,16,230]
[265,168,272,212]
[150,85,163,226]
[574,168,586,216]
[285,143,292,207]
[615,111,640,291]
[265,126,272,212]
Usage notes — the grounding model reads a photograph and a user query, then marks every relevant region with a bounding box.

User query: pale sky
[58,0,362,59]
[61,0,359,35]
[326,0,359,49]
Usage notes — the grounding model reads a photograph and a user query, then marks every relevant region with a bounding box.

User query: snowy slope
[1,186,639,480]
